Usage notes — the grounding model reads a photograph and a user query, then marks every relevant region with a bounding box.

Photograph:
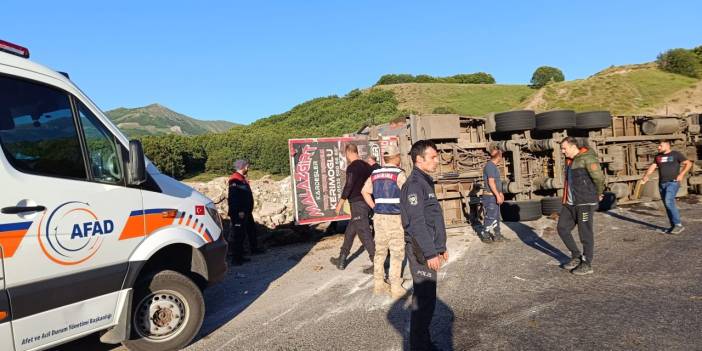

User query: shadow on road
[196,222,327,340]
[387,291,455,350]
[601,210,666,231]
[504,221,570,264]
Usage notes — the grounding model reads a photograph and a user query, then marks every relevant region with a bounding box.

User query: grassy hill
[531,64,700,115]
[106,103,237,137]
[140,61,702,179]
[378,83,535,115]
[378,64,701,116]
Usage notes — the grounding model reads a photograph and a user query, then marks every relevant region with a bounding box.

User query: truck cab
[0,40,227,351]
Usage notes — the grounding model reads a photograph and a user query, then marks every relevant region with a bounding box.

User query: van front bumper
[199,233,228,285]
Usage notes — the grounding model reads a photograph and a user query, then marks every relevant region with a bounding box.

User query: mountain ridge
[106,103,237,136]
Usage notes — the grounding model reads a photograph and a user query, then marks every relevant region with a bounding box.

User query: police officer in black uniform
[401,140,448,351]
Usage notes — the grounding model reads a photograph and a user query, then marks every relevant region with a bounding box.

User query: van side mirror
[128,140,147,185]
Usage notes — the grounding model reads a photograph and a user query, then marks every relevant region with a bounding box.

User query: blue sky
[4,1,701,124]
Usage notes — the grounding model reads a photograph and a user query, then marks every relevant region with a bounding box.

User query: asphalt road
[53,197,702,350]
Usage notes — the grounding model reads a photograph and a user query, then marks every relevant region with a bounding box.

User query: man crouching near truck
[361,144,408,299]
[558,137,605,276]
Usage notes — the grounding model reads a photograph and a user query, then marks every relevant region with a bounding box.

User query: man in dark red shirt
[330,143,375,271]
[228,159,264,265]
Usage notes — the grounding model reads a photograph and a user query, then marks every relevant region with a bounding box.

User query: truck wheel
[540,197,563,216]
[122,270,205,351]
[500,200,542,222]
[494,110,536,133]
[535,110,576,130]
[575,111,612,130]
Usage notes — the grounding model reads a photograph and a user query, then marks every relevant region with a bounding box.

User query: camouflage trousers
[373,214,405,286]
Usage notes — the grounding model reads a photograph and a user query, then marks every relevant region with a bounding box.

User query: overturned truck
[290,111,702,227]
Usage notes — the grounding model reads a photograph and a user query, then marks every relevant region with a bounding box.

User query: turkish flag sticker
[195,205,205,216]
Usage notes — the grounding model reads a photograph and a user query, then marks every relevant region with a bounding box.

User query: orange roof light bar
[0,40,30,58]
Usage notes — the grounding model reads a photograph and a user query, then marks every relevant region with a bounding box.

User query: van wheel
[122,270,204,351]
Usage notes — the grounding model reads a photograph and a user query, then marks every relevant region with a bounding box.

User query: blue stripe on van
[0,221,33,232]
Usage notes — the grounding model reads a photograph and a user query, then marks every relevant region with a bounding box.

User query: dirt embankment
[649,81,702,116]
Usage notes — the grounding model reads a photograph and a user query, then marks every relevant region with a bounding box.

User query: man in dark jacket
[228,159,263,265]
[401,140,448,350]
[558,137,605,276]
[330,143,374,271]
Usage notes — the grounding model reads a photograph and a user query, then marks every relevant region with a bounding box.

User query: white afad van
[0,40,228,350]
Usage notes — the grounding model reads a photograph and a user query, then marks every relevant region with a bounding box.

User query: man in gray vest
[362,144,407,299]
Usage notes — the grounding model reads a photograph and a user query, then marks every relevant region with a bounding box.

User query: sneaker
[330,254,348,270]
[571,261,593,275]
[362,265,374,275]
[562,256,582,270]
[657,226,673,234]
[478,233,494,244]
[669,225,685,235]
[492,233,508,242]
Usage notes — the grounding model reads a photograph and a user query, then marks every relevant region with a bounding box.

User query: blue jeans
[659,181,681,227]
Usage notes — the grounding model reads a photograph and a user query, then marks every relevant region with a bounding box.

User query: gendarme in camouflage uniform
[362,145,407,299]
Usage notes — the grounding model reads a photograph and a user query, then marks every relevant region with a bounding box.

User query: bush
[530,66,565,88]
[693,45,702,63]
[450,72,496,84]
[376,74,416,85]
[140,89,406,178]
[656,48,701,78]
[376,72,495,85]
[432,106,458,114]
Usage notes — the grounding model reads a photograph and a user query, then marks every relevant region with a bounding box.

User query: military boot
[390,283,408,300]
[373,280,391,295]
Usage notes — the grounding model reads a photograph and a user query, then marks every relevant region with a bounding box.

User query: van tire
[535,110,576,130]
[122,270,204,351]
[500,200,542,222]
[575,111,612,130]
[494,110,536,132]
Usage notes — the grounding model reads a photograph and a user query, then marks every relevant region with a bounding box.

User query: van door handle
[1,206,46,214]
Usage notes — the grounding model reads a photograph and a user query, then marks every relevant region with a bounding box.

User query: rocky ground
[55,197,702,351]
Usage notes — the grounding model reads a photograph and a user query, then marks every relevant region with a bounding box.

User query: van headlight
[206,203,223,231]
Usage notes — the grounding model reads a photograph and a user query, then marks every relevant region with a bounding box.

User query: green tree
[693,45,702,62]
[656,48,701,78]
[376,74,415,85]
[451,72,496,84]
[530,66,565,88]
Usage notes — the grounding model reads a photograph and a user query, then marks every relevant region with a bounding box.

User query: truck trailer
[290,110,702,228]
